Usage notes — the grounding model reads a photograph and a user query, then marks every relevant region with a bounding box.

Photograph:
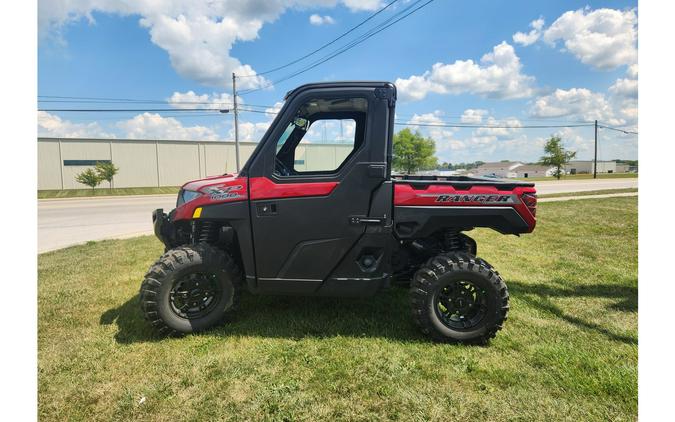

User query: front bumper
[152,208,174,246]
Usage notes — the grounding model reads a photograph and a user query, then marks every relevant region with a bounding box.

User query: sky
[37,0,638,164]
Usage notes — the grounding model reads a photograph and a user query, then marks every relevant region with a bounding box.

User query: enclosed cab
[142,81,537,343]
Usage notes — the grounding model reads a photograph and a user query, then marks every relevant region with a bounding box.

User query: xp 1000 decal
[203,185,244,201]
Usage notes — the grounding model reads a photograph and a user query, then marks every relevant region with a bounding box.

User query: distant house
[470,161,523,178]
[615,163,630,173]
[565,160,622,174]
[514,165,557,178]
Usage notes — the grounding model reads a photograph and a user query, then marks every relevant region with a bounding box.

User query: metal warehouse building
[565,160,630,175]
[38,137,353,190]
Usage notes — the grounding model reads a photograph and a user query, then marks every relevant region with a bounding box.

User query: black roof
[284,81,395,100]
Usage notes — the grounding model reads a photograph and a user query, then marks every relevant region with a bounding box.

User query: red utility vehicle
[142,81,536,343]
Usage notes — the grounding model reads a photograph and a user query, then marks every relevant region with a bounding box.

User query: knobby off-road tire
[410,252,509,344]
[140,244,242,335]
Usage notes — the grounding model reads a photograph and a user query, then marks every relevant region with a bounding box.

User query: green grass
[38,197,637,421]
[516,173,638,181]
[38,186,179,199]
[538,187,638,198]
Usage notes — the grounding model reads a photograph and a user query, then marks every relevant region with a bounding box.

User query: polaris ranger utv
[142,81,537,343]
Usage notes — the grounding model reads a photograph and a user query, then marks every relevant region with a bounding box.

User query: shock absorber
[443,230,463,251]
[197,221,218,243]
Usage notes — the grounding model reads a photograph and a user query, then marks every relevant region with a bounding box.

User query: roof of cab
[284,81,395,100]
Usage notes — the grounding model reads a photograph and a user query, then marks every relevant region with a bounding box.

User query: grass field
[38,197,637,421]
[38,186,179,199]
[538,187,638,198]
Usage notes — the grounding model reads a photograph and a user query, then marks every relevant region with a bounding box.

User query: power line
[39,107,603,129]
[598,124,639,135]
[39,105,634,132]
[394,121,595,129]
[239,0,436,94]
[237,0,401,77]
[39,108,228,112]
[396,114,593,124]
[37,95,273,109]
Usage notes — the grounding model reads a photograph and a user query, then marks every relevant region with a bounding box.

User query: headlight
[177,189,202,206]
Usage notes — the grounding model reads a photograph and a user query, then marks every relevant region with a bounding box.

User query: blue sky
[38,0,638,163]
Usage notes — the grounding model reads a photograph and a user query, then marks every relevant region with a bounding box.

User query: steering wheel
[275,157,292,176]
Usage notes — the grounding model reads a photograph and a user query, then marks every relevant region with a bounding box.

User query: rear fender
[393,183,537,237]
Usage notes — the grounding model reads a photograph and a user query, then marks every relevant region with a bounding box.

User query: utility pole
[232,72,240,173]
[593,119,598,179]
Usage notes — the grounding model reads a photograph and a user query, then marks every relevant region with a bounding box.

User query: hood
[181,173,239,192]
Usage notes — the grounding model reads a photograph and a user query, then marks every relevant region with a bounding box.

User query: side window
[274,97,367,176]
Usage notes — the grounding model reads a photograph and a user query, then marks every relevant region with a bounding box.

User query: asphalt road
[38,177,637,253]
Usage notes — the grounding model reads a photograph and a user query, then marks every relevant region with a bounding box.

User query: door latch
[256,203,277,216]
[349,215,385,225]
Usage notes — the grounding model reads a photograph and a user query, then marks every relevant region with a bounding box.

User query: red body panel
[394,182,537,232]
[249,177,338,200]
[173,175,340,221]
[173,175,248,221]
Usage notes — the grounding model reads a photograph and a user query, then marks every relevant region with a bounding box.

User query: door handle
[368,164,386,178]
[256,203,277,216]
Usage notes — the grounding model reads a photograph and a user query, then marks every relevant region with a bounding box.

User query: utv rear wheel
[410,252,508,344]
[140,244,242,335]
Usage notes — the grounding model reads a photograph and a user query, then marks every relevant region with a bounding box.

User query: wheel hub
[169,273,221,320]
[435,280,487,330]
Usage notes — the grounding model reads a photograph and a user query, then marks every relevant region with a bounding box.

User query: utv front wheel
[410,253,509,344]
[140,244,241,335]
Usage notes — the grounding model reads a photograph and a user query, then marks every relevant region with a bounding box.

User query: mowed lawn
[38,197,637,421]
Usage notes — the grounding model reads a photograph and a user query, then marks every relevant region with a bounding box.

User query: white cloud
[530,88,623,124]
[168,91,239,110]
[474,117,522,138]
[232,121,271,142]
[39,1,382,89]
[117,113,220,140]
[341,0,383,11]
[609,78,638,99]
[395,42,535,101]
[627,64,638,79]
[512,17,544,46]
[38,111,116,138]
[265,101,285,118]
[405,111,463,157]
[460,109,488,124]
[542,7,638,70]
[309,14,335,25]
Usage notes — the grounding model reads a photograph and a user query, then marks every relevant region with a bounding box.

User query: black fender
[393,205,529,238]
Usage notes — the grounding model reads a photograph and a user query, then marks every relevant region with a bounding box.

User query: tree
[95,161,119,188]
[75,168,102,190]
[539,136,576,180]
[392,128,438,174]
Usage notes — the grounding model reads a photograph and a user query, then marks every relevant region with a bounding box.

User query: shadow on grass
[101,278,637,345]
[508,280,637,345]
[100,287,429,345]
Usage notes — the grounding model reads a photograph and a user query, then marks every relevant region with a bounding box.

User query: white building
[565,160,623,175]
[470,162,524,178]
[513,165,557,178]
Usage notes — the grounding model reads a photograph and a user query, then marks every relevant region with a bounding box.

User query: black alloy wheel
[434,280,488,330]
[169,273,222,320]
